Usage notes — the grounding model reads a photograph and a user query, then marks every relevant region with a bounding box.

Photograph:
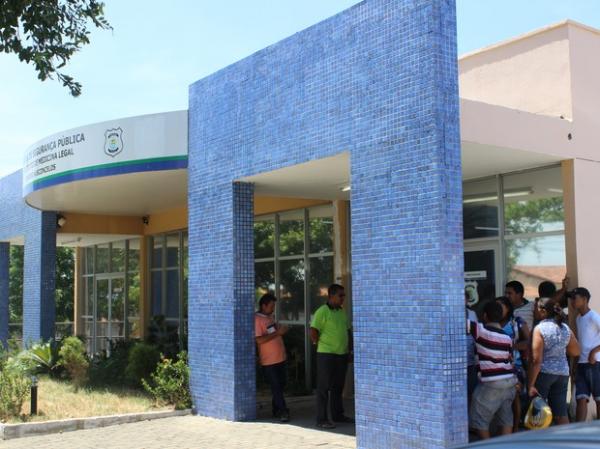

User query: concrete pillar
[563,158,600,420]
[23,212,56,344]
[188,182,255,420]
[563,159,600,312]
[0,242,9,346]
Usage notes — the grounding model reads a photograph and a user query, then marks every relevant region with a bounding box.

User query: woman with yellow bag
[528,297,580,426]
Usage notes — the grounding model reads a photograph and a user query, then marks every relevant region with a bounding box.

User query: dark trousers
[316,352,348,423]
[263,361,287,415]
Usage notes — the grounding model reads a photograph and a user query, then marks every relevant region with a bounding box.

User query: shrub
[146,315,180,359]
[0,366,31,421]
[23,340,61,376]
[88,339,133,387]
[58,337,89,390]
[125,342,161,387]
[142,351,191,410]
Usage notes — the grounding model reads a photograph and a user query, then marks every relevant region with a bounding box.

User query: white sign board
[23,110,188,194]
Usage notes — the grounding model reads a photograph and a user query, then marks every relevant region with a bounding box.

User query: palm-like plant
[25,341,61,375]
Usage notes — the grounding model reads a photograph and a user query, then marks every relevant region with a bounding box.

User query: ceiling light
[463,188,532,204]
[340,185,351,192]
[547,188,563,194]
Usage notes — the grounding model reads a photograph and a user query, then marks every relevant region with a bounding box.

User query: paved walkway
[1,415,356,449]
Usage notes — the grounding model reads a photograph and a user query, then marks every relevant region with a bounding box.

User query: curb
[0,408,191,440]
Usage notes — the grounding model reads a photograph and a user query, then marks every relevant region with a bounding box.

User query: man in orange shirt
[255,293,290,422]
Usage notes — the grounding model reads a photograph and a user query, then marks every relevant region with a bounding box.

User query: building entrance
[464,242,502,316]
[84,274,126,354]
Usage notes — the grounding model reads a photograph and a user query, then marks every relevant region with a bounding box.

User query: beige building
[459,20,600,314]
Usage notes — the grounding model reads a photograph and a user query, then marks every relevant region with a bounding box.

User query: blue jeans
[535,372,569,418]
[263,361,287,415]
[576,363,600,401]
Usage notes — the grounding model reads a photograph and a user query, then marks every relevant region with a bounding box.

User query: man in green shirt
[310,283,353,428]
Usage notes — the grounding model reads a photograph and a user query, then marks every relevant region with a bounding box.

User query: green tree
[504,197,564,271]
[8,246,23,324]
[8,245,74,325]
[0,0,111,96]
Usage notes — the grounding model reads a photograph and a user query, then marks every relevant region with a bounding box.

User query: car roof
[453,421,600,448]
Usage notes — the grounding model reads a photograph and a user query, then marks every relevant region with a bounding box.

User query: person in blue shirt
[497,296,530,432]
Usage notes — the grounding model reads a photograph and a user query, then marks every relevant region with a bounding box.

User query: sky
[1,0,600,177]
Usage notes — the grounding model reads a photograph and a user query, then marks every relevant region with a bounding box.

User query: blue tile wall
[188,0,466,447]
[0,242,9,346]
[0,170,56,344]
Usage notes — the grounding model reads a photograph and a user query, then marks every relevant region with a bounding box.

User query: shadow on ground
[256,395,356,437]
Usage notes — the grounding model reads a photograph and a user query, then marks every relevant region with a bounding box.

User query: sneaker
[333,415,355,424]
[316,421,336,429]
[279,410,290,423]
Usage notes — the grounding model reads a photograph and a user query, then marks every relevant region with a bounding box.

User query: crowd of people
[253,279,600,436]
[467,279,600,440]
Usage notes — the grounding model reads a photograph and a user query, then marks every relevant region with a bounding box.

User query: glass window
[463,177,499,239]
[279,259,305,323]
[111,241,126,273]
[151,271,163,316]
[128,239,140,272]
[166,233,180,268]
[166,270,180,319]
[111,278,125,338]
[506,234,566,299]
[254,215,275,259]
[255,261,275,305]
[503,166,564,235]
[128,272,141,338]
[84,247,94,275]
[151,236,163,269]
[96,244,109,273]
[285,324,308,393]
[85,277,94,317]
[279,210,304,257]
[309,256,334,315]
[309,206,334,254]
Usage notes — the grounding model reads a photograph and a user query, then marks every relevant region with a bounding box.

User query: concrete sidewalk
[0,414,356,449]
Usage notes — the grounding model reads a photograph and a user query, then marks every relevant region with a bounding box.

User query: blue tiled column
[350,1,466,446]
[23,212,56,344]
[0,242,9,346]
[188,0,465,446]
[188,182,255,420]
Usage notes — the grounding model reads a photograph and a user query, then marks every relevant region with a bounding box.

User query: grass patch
[9,376,169,423]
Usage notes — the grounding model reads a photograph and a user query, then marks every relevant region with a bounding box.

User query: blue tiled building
[5,1,598,447]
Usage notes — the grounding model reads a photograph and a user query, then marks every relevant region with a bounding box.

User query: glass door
[94,275,125,355]
[464,242,502,319]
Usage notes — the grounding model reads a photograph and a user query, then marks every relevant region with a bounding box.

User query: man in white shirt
[570,287,600,422]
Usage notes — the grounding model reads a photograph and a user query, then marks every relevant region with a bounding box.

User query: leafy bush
[146,315,181,359]
[125,342,161,387]
[88,340,133,387]
[0,366,31,421]
[142,351,191,410]
[23,340,61,376]
[58,337,89,390]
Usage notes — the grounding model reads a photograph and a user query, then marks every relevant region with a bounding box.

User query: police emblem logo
[104,127,124,157]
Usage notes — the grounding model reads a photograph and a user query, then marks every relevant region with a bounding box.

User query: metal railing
[6,321,74,347]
